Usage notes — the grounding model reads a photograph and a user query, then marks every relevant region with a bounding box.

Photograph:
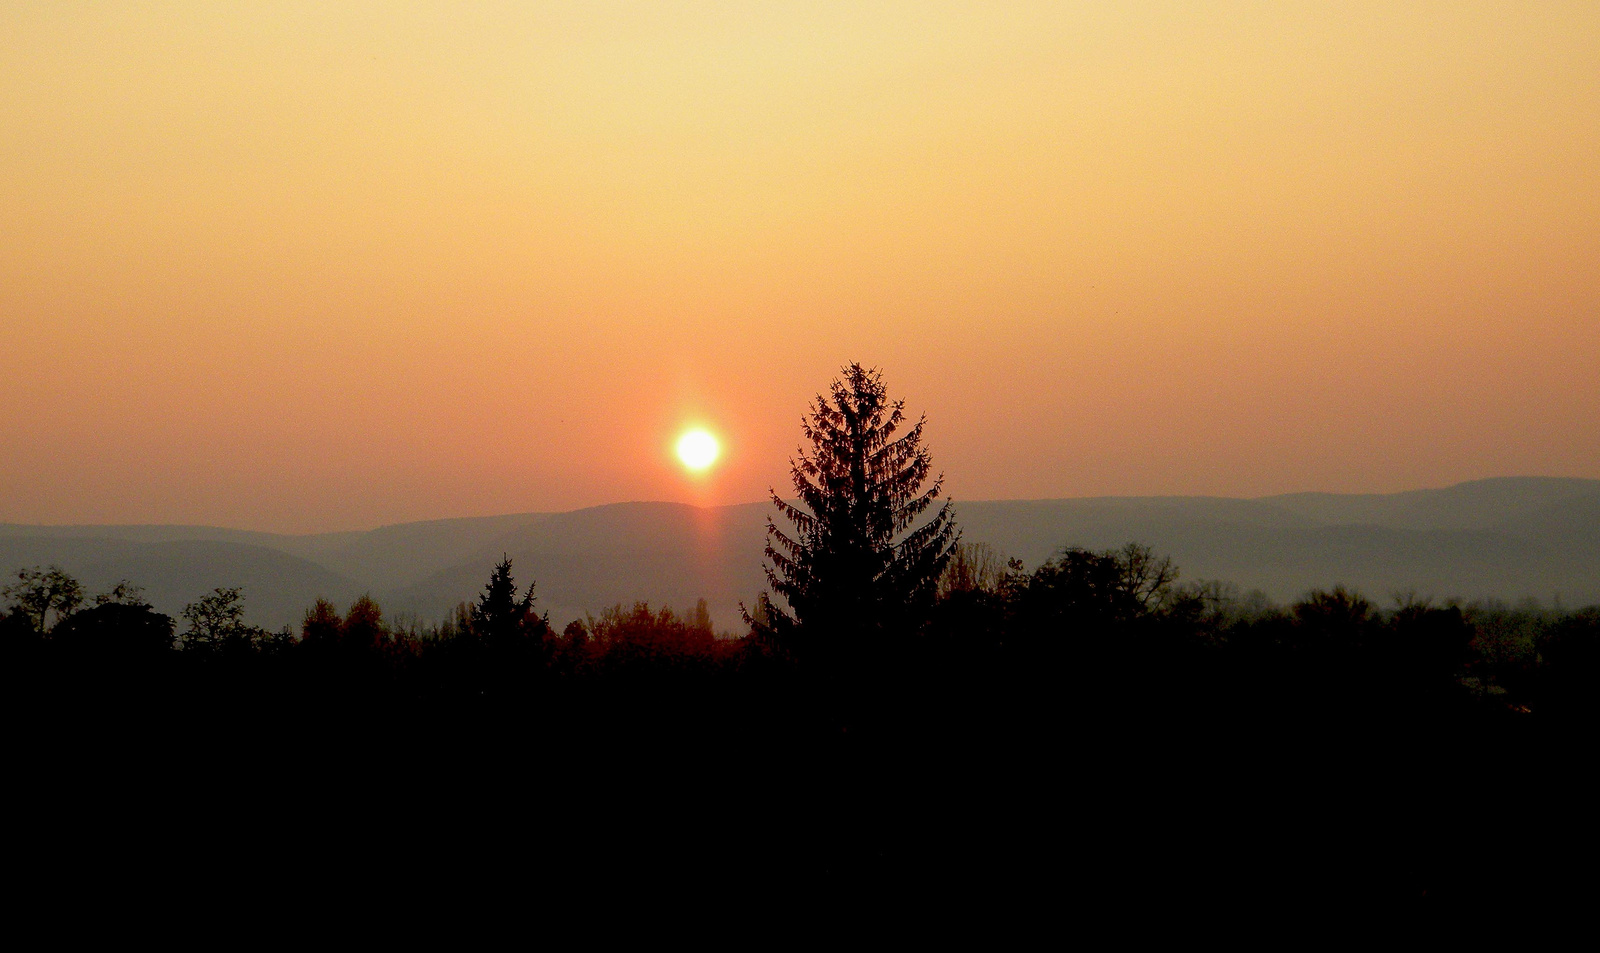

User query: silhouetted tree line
[6,547,1594,722]
[4,364,1592,908]
[3,551,1593,898]
[6,550,1593,727]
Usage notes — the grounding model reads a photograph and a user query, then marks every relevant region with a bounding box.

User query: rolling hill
[0,533,363,630]
[5,477,1598,631]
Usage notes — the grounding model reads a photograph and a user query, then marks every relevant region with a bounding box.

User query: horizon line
[4,474,1597,538]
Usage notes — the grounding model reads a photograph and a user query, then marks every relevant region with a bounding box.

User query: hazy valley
[5,476,1598,632]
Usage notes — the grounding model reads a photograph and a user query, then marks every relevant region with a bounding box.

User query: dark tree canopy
[51,601,175,661]
[472,556,541,644]
[758,363,959,648]
[181,586,250,651]
[1022,542,1178,631]
[3,566,85,635]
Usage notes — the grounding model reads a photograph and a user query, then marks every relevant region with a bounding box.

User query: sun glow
[676,429,721,472]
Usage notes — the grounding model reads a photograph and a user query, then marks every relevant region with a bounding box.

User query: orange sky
[3,2,1597,533]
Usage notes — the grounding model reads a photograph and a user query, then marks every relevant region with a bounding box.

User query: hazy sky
[4,2,1597,532]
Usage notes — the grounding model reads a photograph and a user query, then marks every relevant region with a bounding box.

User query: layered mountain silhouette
[5,477,1598,631]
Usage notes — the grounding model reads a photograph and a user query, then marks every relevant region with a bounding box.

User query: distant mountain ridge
[1262,476,1600,531]
[5,477,1598,631]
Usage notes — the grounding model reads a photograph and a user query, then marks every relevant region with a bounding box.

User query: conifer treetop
[760,363,959,641]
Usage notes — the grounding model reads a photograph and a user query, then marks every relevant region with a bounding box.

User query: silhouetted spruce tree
[755,363,959,654]
[472,557,538,643]
[471,556,550,687]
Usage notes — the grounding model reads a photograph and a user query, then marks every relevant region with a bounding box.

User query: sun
[676,428,720,472]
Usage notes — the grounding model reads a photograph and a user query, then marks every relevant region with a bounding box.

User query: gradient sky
[4,2,1597,533]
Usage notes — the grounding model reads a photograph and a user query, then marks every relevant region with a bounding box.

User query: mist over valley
[7,476,1596,631]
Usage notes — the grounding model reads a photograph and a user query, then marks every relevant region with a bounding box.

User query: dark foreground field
[7,598,1590,924]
